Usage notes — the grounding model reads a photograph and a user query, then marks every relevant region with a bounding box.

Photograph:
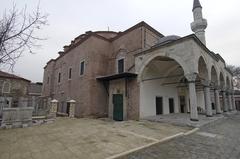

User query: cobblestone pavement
[120,113,240,159]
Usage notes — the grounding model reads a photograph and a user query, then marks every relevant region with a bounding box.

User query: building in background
[0,71,30,109]
[0,71,43,117]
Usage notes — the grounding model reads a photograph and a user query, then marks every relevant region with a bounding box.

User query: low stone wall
[1,107,33,128]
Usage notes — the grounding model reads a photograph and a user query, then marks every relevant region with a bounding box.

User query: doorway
[113,94,123,121]
[169,98,175,113]
[179,96,185,113]
[156,97,163,115]
[66,102,70,116]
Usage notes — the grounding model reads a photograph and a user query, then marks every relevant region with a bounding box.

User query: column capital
[213,85,221,90]
[185,73,197,83]
[201,80,211,87]
[226,89,232,95]
[221,86,227,92]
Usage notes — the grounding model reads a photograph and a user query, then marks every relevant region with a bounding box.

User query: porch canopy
[96,72,137,81]
[96,72,138,96]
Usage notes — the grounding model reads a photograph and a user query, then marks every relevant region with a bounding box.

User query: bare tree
[0,3,48,70]
[227,65,240,89]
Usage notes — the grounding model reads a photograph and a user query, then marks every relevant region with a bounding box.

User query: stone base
[1,121,32,129]
[2,124,12,129]
[47,113,57,119]
[206,115,213,117]
[190,118,199,122]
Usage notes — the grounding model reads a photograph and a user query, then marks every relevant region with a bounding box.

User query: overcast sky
[1,0,240,82]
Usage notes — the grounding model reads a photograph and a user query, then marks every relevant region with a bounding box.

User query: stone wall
[1,107,33,128]
[0,78,29,97]
[42,23,164,120]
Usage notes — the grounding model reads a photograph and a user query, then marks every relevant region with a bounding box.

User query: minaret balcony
[191,18,208,32]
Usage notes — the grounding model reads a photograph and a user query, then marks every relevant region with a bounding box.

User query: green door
[113,94,123,121]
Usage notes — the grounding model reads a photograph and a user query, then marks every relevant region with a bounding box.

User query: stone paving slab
[144,113,224,127]
[0,117,190,159]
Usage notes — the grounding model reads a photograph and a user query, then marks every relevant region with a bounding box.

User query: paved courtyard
[119,112,240,159]
[144,113,224,127]
[0,118,190,159]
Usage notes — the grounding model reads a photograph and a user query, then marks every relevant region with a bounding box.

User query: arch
[116,48,127,59]
[210,66,218,86]
[219,72,225,89]
[231,79,234,89]
[138,53,189,81]
[226,76,230,89]
[139,55,186,117]
[141,56,184,81]
[198,56,209,80]
[2,81,10,93]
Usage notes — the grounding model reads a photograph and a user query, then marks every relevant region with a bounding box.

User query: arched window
[116,49,127,74]
[2,82,10,93]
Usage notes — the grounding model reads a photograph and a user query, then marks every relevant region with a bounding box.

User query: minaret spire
[193,0,202,11]
[191,0,207,45]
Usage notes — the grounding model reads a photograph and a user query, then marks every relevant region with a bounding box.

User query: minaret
[191,0,208,45]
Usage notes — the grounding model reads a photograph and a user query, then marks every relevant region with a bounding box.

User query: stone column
[50,99,58,118]
[222,91,228,112]
[186,91,190,113]
[227,91,233,111]
[232,91,236,110]
[185,74,198,121]
[214,89,221,114]
[32,96,36,113]
[68,100,76,118]
[203,81,212,117]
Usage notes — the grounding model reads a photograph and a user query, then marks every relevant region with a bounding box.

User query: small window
[80,61,85,75]
[12,100,18,108]
[118,59,124,73]
[58,72,61,83]
[2,82,10,93]
[47,77,50,84]
[68,68,72,79]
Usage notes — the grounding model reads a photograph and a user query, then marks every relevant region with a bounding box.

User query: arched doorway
[139,56,186,117]
[219,72,225,89]
[211,66,218,86]
[219,72,226,111]
[210,66,218,113]
[197,56,210,115]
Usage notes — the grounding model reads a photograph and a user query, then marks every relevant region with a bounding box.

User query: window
[47,77,50,84]
[118,58,124,73]
[13,100,18,108]
[80,61,85,75]
[68,68,72,79]
[58,72,61,83]
[2,82,10,93]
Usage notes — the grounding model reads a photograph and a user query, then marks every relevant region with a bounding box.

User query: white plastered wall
[140,79,179,118]
[196,90,205,110]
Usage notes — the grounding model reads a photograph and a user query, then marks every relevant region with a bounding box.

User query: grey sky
[1,0,240,82]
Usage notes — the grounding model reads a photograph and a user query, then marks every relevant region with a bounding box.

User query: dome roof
[158,35,181,45]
